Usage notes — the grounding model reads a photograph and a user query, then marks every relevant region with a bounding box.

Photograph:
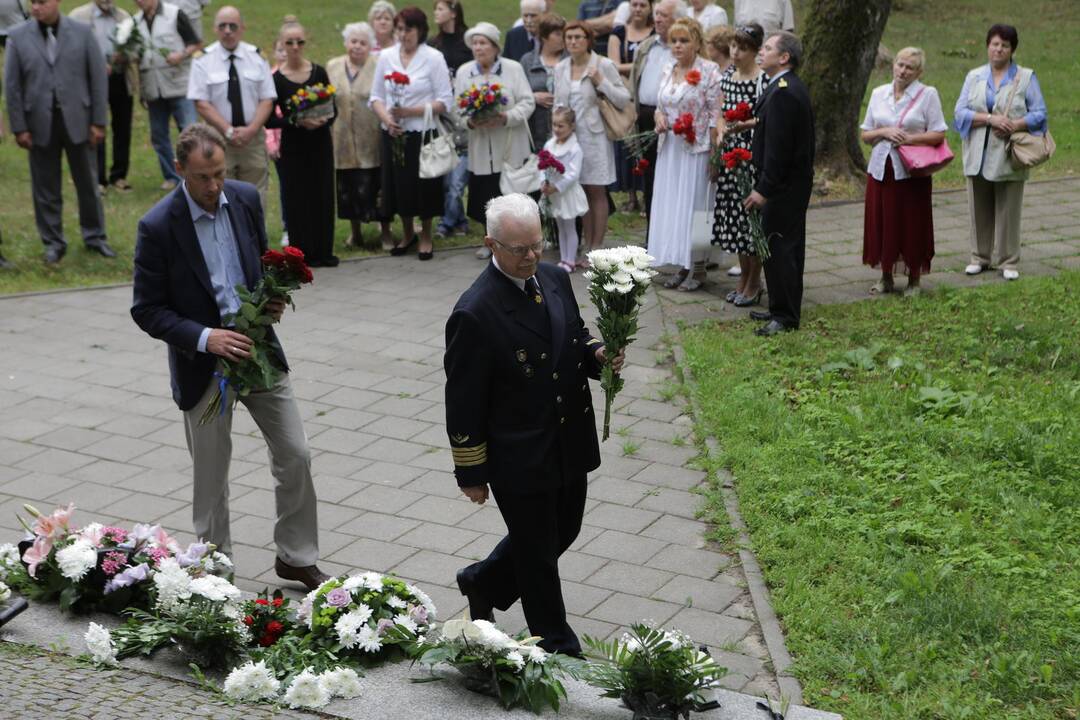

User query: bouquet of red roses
[199,247,314,425]
[384,71,411,166]
[242,589,291,648]
[672,112,696,146]
[719,148,771,260]
[537,149,565,248]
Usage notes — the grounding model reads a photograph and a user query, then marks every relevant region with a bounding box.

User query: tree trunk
[801,0,892,185]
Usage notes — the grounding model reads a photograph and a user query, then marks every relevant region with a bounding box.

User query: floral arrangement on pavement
[244,588,290,647]
[537,149,565,249]
[285,82,336,124]
[583,246,658,440]
[584,621,725,720]
[457,81,509,125]
[413,614,583,713]
[715,147,770,260]
[6,504,230,613]
[384,71,411,166]
[199,247,313,424]
[296,571,436,663]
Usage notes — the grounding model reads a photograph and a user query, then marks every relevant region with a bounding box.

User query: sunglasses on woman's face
[284,39,306,46]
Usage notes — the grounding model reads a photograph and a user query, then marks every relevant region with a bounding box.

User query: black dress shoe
[44,245,66,264]
[749,309,772,322]
[275,557,332,591]
[87,241,117,258]
[755,320,793,337]
[456,567,494,621]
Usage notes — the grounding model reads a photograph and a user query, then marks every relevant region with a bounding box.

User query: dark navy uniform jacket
[444,262,603,494]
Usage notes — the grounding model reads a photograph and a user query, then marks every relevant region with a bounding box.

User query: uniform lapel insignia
[778,78,788,88]
[516,349,527,363]
[522,364,534,378]
[450,433,469,444]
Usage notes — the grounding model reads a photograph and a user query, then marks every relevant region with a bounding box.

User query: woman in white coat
[453,22,536,229]
[554,21,631,259]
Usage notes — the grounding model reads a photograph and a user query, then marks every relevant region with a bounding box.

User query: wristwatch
[225,127,235,140]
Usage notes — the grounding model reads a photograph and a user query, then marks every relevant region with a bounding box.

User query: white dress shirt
[187,41,277,126]
[369,44,454,133]
[734,0,795,32]
[861,80,948,182]
[690,4,729,31]
[637,39,672,107]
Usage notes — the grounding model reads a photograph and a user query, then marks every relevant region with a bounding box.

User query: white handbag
[690,189,716,253]
[419,104,457,179]
[499,121,542,195]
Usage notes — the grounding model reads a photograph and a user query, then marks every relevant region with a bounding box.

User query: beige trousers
[226,128,270,210]
[967,175,1025,271]
[183,371,319,566]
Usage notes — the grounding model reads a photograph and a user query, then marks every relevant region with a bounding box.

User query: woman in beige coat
[452,22,536,228]
[327,22,396,251]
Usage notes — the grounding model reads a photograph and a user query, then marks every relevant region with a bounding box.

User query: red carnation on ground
[685,69,701,86]
[266,620,285,635]
[255,598,269,606]
[243,615,255,626]
[272,597,284,608]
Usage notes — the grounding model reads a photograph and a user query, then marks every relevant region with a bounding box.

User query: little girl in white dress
[539,106,589,273]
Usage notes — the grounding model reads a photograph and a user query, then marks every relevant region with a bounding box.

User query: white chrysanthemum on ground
[471,620,517,651]
[386,595,407,609]
[223,661,280,701]
[393,613,418,633]
[56,539,98,581]
[355,625,383,653]
[334,606,373,649]
[527,645,548,664]
[406,584,437,618]
[153,558,192,610]
[283,668,332,709]
[319,667,362,699]
[506,650,525,670]
[84,622,117,666]
[0,543,19,577]
[189,575,241,604]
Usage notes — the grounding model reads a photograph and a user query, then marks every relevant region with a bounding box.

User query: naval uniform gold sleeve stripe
[454,455,487,467]
[452,443,487,465]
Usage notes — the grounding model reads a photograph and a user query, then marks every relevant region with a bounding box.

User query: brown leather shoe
[275,558,331,591]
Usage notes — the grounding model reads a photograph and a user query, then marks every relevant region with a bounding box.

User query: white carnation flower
[152,558,192,610]
[319,667,362,699]
[283,668,331,709]
[506,650,525,670]
[190,575,242,604]
[527,645,548,664]
[355,625,383,653]
[56,539,98,581]
[84,622,117,666]
[0,580,10,603]
[223,661,280,701]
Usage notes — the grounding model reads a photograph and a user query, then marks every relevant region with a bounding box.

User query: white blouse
[861,80,948,182]
[369,44,454,133]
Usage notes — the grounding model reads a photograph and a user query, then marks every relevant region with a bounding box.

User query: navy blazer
[131,180,287,411]
[751,70,815,201]
[444,262,603,494]
[502,25,533,63]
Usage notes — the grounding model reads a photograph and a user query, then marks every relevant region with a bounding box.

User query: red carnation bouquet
[242,589,291,647]
[672,112,696,146]
[723,101,753,124]
[537,149,566,247]
[384,71,411,166]
[199,246,314,424]
[718,147,771,260]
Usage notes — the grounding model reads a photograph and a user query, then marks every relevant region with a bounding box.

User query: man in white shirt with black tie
[187,5,275,206]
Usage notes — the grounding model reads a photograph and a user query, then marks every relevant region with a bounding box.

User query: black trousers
[466,470,588,655]
[762,182,812,328]
[637,104,658,223]
[96,71,133,185]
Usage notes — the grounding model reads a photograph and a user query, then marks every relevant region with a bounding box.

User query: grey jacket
[3,16,108,146]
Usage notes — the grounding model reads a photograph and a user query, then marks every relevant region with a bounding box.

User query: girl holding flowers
[646,17,723,292]
[539,107,589,273]
[711,22,765,305]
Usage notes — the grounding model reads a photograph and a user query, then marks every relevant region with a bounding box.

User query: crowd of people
[0,1,1053,317]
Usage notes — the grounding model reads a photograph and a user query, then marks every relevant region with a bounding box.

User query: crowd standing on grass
[0,4,1055,316]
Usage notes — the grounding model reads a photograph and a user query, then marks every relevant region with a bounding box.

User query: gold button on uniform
[560,417,566,424]
[552,372,559,380]
[540,352,548,360]
[571,338,578,345]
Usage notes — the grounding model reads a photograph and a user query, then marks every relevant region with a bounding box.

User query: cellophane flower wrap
[8,504,230,613]
[536,149,565,248]
[583,246,657,441]
[583,621,725,719]
[457,81,509,125]
[384,71,411,166]
[413,614,582,713]
[286,82,336,124]
[199,247,313,425]
[296,572,436,663]
[715,147,770,260]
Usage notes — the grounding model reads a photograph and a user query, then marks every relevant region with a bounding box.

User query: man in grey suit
[4,0,116,263]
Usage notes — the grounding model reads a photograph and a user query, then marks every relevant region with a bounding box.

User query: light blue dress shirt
[181,183,247,353]
[953,62,1048,139]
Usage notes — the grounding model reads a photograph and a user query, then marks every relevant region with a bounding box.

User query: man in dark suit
[4,0,116,264]
[445,193,623,656]
[131,123,330,591]
[503,0,543,62]
[744,31,814,336]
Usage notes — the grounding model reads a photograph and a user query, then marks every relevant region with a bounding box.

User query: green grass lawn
[682,273,1080,719]
[1,0,1075,293]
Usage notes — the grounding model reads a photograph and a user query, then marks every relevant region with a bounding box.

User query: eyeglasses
[492,238,544,258]
[217,22,239,32]
[284,39,306,46]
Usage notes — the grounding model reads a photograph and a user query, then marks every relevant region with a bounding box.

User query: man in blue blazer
[503,0,544,62]
[131,123,330,590]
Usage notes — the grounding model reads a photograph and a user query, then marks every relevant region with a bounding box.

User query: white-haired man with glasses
[444,193,623,657]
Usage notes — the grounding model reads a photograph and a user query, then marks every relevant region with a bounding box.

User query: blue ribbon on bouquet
[213,371,230,416]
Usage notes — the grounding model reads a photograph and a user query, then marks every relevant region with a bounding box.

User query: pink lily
[22,535,52,578]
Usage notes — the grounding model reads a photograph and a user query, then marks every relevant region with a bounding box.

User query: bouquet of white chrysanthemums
[110,18,146,65]
[583,246,658,440]
[413,614,583,713]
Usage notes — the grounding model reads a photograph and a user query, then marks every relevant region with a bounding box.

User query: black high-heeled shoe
[390,236,418,256]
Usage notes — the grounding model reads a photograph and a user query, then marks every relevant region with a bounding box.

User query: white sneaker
[281,232,289,247]
[1002,269,1019,281]
[475,246,492,259]
[726,264,742,277]
[964,263,984,275]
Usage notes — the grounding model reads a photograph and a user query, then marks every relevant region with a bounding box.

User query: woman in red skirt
[861,48,948,296]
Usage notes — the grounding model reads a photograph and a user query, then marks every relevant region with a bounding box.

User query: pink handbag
[894,87,954,177]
